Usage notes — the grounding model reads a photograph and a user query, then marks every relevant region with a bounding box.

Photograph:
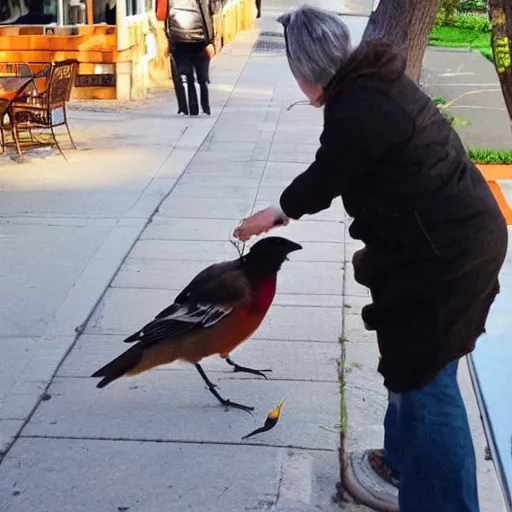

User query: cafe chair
[7,59,78,160]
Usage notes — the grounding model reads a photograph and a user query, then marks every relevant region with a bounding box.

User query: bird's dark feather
[123,260,251,346]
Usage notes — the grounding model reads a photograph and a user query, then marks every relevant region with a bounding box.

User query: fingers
[233,209,274,241]
[233,207,291,241]
[233,224,268,242]
[233,225,250,242]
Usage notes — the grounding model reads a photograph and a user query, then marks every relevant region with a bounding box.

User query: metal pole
[86,0,93,23]
[57,0,64,25]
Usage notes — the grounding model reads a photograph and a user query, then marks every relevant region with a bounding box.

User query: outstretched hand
[233,207,290,242]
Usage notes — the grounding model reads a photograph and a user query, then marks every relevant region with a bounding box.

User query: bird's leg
[195,363,254,413]
[224,355,272,379]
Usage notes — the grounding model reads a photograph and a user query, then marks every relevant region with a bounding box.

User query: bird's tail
[91,345,143,389]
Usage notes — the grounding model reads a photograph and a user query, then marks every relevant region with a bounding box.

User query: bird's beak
[286,242,303,254]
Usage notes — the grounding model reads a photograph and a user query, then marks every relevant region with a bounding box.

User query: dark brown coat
[280,42,508,393]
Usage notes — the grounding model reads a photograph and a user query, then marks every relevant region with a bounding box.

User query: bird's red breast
[209,275,277,359]
[249,275,277,314]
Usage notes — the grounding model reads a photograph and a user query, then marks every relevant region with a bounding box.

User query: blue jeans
[383,360,479,512]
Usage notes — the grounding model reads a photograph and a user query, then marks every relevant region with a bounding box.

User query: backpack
[156,0,167,21]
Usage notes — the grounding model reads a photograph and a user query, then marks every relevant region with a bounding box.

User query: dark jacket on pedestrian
[165,0,214,45]
[14,12,54,24]
[279,41,508,393]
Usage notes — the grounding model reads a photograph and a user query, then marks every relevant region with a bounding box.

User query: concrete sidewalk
[0,1,382,509]
[0,29,256,455]
[0,11,347,512]
[0,4,507,512]
[0,0,373,457]
[422,48,512,150]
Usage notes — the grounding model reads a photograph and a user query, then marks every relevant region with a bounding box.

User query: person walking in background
[105,0,116,25]
[169,54,188,115]
[165,0,215,116]
[255,0,261,18]
[234,6,507,512]
[14,0,53,24]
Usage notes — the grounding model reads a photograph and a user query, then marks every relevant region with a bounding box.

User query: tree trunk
[488,0,512,124]
[362,0,440,82]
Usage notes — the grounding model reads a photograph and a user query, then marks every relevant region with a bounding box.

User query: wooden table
[0,76,32,102]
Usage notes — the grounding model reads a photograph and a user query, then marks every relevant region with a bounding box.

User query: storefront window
[46,0,114,26]
[125,0,138,16]
[62,0,87,24]
[0,1,26,24]
[0,0,56,25]
[61,0,115,24]
[45,0,58,17]
[0,0,152,25]
[126,0,152,16]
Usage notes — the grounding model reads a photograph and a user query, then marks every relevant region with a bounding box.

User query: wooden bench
[476,164,512,225]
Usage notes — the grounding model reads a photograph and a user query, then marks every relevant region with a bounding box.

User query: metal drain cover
[253,31,286,55]
[259,30,284,38]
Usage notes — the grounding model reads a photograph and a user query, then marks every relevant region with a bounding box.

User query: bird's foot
[195,363,254,414]
[225,357,272,380]
[220,399,254,414]
[232,365,272,379]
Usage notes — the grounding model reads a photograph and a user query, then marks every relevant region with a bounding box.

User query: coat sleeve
[202,0,215,43]
[279,89,414,219]
[165,0,173,40]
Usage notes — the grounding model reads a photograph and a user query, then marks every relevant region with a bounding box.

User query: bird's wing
[154,259,243,319]
[126,261,251,346]
[135,303,232,345]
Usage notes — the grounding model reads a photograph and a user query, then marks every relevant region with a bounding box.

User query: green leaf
[467,148,512,164]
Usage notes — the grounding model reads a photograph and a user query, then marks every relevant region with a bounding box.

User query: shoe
[343,450,399,512]
[367,449,400,487]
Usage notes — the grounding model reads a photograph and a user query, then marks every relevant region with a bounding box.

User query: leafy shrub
[451,12,492,31]
[438,0,461,25]
[467,148,512,164]
[435,10,491,31]
[430,95,470,129]
[429,25,491,51]
[431,96,447,106]
[458,0,487,12]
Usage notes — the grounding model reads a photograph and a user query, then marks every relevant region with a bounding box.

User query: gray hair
[278,6,353,87]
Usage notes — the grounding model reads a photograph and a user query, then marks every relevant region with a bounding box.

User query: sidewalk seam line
[18,434,337,452]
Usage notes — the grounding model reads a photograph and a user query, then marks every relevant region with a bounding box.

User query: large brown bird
[91,237,302,411]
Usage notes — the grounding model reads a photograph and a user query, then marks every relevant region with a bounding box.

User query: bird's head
[244,236,302,274]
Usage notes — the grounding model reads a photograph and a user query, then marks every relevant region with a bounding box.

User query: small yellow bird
[242,398,285,440]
